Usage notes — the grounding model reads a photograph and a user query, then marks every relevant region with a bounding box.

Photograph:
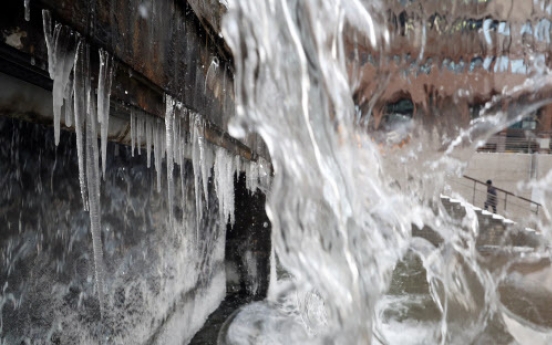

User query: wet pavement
[189,293,252,345]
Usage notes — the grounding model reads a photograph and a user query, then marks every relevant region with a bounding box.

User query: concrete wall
[446,152,551,228]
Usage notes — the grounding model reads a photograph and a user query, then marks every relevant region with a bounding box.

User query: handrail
[463,175,542,212]
[476,135,539,153]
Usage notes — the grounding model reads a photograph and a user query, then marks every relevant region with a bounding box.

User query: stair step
[439,196,540,249]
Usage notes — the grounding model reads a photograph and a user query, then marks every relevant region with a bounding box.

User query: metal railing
[463,175,541,215]
[445,175,542,229]
[476,135,539,153]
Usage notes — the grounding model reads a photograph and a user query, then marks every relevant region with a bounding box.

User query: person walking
[484,179,497,213]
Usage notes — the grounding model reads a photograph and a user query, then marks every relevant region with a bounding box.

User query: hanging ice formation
[242,157,272,195]
[246,160,259,193]
[130,109,136,156]
[42,10,79,146]
[24,0,30,21]
[73,41,106,316]
[154,118,165,193]
[165,95,176,224]
[42,10,115,314]
[257,157,272,192]
[215,147,236,226]
[130,110,149,162]
[145,115,153,167]
[97,49,114,179]
[73,45,88,210]
[191,112,204,238]
[40,9,268,313]
[198,118,209,205]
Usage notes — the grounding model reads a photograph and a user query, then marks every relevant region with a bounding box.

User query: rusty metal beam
[0,0,254,160]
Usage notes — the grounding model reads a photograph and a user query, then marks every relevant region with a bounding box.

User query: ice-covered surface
[215,147,236,226]
[97,49,114,179]
[10,12,256,342]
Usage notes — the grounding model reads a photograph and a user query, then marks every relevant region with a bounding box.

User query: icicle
[179,114,188,224]
[247,160,259,194]
[245,161,250,192]
[258,157,271,191]
[197,115,209,206]
[146,116,153,168]
[42,10,79,146]
[161,122,166,161]
[73,40,88,210]
[174,105,184,169]
[97,49,114,179]
[24,0,30,21]
[130,110,135,157]
[266,163,272,191]
[154,119,165,193]
[174,107,181,165]
[63,77,73,127]
[228,152,236,226]
[215,148,236,227]
[165,95,176,224]
[137,112,144,156]
[85,76,105,317]
[191,112,203,240]
[42,10,54,76]
[215,147,226,224]
[180,158,187,223]
[235,155,241,177]
[74,41,105,316]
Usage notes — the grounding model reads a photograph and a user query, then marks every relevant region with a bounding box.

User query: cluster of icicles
[42,10,270,315]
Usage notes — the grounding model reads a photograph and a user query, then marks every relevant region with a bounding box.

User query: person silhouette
[484,179,497,213]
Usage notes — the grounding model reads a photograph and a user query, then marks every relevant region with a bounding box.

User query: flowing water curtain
[222,0,419,342]
[218,0,545,342]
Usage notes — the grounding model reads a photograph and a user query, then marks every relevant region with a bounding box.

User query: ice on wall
[42,10,79,146]
[165,95,176,224]
[245,157,272,195]
[63,77,74,127]
[215,147,236,226]
[43,30,116,314]
[73,41,106,314]
[235,154,241,176]
[198,119,210,206]
[0,117,227,344]
[191,112,204,238]
[38,8,251,336]
[154,118,165,193]
[73,42,88,210]
[97,49,114,179]
[246,160,259,193]
[258,157,272,192]
[130,109,136,156]
[146,115,153,167]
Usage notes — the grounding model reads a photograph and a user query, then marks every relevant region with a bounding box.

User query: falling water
[4,0,552,344]
[219,0,552,344]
